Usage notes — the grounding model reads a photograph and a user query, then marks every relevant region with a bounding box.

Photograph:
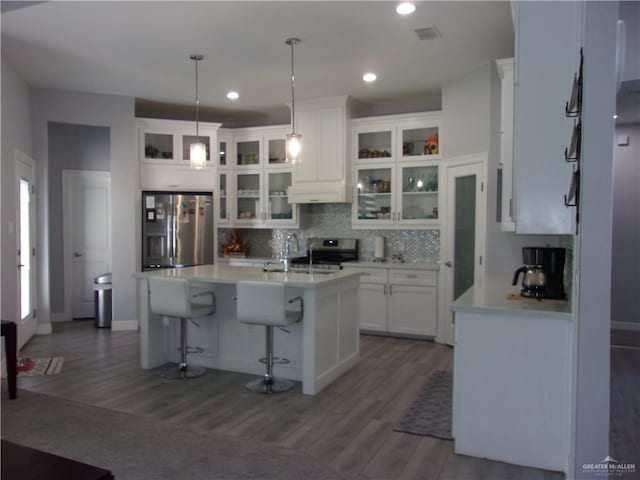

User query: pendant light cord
[194,57,200,142]
[291,41,296,133]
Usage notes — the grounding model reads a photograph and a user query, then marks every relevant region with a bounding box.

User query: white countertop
[451,273,573,320]
[134,264,360,288]
[342,261,440,270]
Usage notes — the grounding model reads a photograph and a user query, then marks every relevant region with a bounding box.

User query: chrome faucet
[309,241,317,273]
[281,232,299,272]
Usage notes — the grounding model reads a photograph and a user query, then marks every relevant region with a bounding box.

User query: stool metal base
[245,376,294,394]
[161,363,207,380]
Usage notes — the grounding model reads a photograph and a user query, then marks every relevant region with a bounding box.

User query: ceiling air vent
[414,26,442,41]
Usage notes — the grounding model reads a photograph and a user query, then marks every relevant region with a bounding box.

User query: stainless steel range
[290,238,358,271]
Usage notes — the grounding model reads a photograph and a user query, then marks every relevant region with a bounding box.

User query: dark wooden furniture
[1,320,17,399]
[1,440,114,480]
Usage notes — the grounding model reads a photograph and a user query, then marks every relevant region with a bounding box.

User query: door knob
[74,252,83,258]
[445,261,453,268]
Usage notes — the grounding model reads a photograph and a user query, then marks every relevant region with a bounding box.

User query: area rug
[395,370,453,440]
[2,357,64,378]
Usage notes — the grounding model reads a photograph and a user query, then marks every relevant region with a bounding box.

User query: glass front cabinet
[217,172,230,225]
[233,169,297,227]
[138,118,220,166]
[352,113,440,229]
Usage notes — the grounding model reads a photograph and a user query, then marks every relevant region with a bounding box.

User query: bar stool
[1,320,17,399]
[148,276,215,379]
[236,281,302,394]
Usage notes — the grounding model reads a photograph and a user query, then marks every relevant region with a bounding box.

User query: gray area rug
[394,370,453,440]
[1,389,344,480]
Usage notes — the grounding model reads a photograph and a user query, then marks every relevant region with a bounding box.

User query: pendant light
[285,38,302,164]
[189,54,207,170]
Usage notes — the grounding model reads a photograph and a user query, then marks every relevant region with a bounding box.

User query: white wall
[441,62,559,274]
[1,57,33,324]
[573,1,618,473]
[611,123,640,328]
[31,88,136,330]
[48,122,111,315]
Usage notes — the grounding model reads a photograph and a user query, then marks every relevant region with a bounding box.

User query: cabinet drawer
[389,269,437,286]
[343,267,388,284]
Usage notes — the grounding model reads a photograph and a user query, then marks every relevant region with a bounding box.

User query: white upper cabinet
[287,96,352,203]
[222,125,298,229]
[351,112,441,229]
[512,1,582,234]
[138,118,221,191]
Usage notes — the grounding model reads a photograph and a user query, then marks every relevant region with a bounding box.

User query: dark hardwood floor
[9,321,567,479]
[610,334,640,479]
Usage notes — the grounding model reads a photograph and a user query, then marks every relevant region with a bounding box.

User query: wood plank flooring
[11,321,565,480]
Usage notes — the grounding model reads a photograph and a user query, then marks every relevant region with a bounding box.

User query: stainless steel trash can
[94,273,112,328]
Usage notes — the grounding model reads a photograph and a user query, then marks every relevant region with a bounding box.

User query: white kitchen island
[134,265,361,395]
[451,273,574,474]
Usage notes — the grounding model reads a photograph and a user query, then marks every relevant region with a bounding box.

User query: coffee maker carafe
[514,247,566,299]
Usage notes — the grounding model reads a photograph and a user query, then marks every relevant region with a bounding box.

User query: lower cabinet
[344,265,437,337]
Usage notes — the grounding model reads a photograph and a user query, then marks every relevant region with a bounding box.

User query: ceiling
[1,1,514,125]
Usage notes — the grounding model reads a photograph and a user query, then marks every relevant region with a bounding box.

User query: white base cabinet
[344,264,437,337]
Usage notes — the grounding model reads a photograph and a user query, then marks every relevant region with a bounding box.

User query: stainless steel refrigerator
[142,191,213,271]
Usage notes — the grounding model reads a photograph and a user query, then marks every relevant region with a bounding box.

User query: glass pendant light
[189,54,207,169]
[285,38,302,164]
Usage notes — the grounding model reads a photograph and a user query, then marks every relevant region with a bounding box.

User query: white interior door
[439,155,487,346]
[15,151,36,349]
[63,170,111,319]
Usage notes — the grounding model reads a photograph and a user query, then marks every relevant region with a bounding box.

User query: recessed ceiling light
[226,91,239,100]
[396,2,416,15]
[363,72,377,83]
[613,114,619,119]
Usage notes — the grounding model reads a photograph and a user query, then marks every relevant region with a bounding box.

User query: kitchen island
[451,273,573,473]
[134,265,361,395]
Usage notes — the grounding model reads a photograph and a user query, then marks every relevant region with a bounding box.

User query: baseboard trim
[111,320,139,331]
[612,321,640,332]
[36,323,53,335]
[50,313,68,323]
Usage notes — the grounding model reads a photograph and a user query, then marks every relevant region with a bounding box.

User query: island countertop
[134,264,361,288]
[451,272,572,320]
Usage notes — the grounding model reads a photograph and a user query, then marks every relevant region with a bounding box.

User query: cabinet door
[388,284,437,336]
[318,107,344,182]
[398,164,439,225]
[181,132,213,166]
[295,110,320,182]
[235,171,262,225]
[217,172,230,224]
[359,283,388,332]
[235,135,261,168]
[497,59,515,232]
[355,125,395,164]
[513,1,579,234]
[353,165,395,226]
[140,129,176,163]
[399,122,440,161]
[265,171,297,226]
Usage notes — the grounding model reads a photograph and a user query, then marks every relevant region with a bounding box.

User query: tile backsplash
[219,204,440,263]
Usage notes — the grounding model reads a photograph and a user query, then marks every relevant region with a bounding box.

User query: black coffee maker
[515,247,566,299]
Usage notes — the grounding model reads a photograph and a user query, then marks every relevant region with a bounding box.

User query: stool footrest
[258,356,290,365]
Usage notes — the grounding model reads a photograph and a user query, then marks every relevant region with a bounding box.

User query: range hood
[287,181,353,204]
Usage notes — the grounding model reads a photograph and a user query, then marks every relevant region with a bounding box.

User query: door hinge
[33,308,36,318]
[32,247,36,256]
[481,181,484,192]
[31,185,35,195]
[479,255,483,266]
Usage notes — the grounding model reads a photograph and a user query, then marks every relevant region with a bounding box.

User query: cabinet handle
[383,284,387,295]
[389,285,393,295]
[167,184,179,188]
[405,274,417,279]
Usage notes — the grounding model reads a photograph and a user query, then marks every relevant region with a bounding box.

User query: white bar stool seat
[148,276,215,379]
[236,281,302,394]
